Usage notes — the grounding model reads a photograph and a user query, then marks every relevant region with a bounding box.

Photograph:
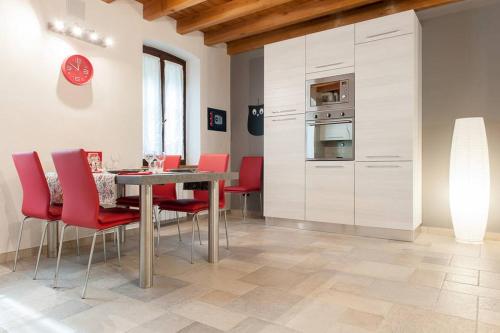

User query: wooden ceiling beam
[226,0,462,55]
[143,0,208,21]
[176,0,297,34]
[204,0,382,45]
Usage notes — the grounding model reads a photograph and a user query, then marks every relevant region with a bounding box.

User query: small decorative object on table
[86,151,102,173]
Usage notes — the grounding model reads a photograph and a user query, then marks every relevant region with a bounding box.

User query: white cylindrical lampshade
[449,117,490,243]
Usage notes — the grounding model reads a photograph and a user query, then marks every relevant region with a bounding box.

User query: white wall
[421,1,500,232]
[0,0,230,255]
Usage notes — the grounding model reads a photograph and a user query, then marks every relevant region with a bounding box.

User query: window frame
[143,45,187,163]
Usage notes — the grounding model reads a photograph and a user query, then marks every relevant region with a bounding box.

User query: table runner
[45,172,118,205]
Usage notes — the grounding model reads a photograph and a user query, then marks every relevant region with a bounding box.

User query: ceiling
[104,0,464,55]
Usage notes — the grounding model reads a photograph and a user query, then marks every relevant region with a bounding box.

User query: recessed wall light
[104,37,113,47]
[71,26,83,37]
[53,20,65,32]
[89,32,99,42]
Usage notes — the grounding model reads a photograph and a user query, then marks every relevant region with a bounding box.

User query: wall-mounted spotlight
[48,19,114,48]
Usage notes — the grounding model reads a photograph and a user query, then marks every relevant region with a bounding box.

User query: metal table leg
[46,221,59,258]
[139,184,153,288]
[208,180,219,263]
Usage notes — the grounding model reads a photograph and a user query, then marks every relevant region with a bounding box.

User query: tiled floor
[1,216,500,332]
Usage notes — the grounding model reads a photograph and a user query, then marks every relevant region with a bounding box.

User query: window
[142,45,186,160]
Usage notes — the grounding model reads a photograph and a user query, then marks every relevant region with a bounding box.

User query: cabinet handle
[315,165,345,169]
[366,29,400,39]
[366,155,400,159]
[314,62,344,68]
[271,117,296,122]
[366,165,401,168]
[272,109,296,114]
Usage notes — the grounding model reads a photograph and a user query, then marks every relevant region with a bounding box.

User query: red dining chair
[12,152,63,279]
[224,156,263,221]
[116,155,181,249]
[159,154,229,263]
[51,149,140,298]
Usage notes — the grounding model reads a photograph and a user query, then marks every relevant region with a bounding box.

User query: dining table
[45,170,237,289]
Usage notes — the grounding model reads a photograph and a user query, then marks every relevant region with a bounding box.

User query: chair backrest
[239,156,263,191]
[153,155,181,200]
[194,154,229,206]
[12,152,51,219]
[52,149,100,229]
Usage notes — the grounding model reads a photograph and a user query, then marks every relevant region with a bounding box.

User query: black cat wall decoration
[248,104,264,136]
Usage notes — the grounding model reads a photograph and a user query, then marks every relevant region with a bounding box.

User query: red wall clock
[61,54,93,85]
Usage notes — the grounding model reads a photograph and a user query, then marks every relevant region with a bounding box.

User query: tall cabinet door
[355,162,413,230]
[264,37,305,117]
[355,34,417,161]
[264,115,305,220]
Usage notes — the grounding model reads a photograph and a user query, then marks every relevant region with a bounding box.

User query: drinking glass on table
[111,152,120,169]
[144,153,154,170]
[155,152,166,171]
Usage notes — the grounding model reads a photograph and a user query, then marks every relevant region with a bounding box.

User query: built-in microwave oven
[306,73,354,112]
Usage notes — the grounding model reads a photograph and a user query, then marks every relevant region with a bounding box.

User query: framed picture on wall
[207,108,227,132]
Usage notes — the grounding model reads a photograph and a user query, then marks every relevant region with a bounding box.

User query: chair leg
[240,195,244,220]
[195,214,202,245]
[81,231,98,299]
[53,224,68,288]
[224,210,229,250]
[33,221,48,279]
[102,232,107,263]
[259,192,263,216]
[176,211,182,242]
[13,216,28,272]
[191,214,196,264]
[76,227,80,257]
[243,194,248,221]
[116,228,121,266]
[154,208,160,256]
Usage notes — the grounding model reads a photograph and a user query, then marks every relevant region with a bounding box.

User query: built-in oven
[306,73,354,112]
[306,109,354,161]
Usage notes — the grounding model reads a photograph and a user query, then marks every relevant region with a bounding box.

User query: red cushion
[224,186,260,193]
[98,207,140,226]
[116,195,166,207]
[159,199,225,213]
[48,204,62,220]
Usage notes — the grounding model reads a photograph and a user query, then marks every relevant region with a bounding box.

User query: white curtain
[142,54,162,154]
[163,60,184,159]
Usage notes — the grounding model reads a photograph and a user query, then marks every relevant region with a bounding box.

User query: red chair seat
[224,185,260,193]
[48,204,63,220]
[116,195,167,207]
[98,207,140,227]
[159,199,224,213]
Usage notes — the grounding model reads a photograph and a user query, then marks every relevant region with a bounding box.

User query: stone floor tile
[434,290,478,320]
[172,300,246,331]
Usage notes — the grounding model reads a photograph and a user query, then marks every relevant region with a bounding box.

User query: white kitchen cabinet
[355,11,417,44]
[264,114,305,220]
[306,25,354,74]
[355,162,414,230]
[264,37,305,117]
[306,161,354,225]
[355,33,419,161]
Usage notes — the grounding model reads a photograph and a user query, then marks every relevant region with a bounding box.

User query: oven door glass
[306,121,353,160]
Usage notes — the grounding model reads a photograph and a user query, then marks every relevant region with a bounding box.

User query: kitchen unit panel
[355,33,417,161]
[355,162,413,230]
[264,36,305,117]
[355,10,417,44]
[306,25,354,74]
[306,161,354,224]
[264,114,305,220]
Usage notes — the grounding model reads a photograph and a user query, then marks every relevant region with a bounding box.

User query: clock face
[61,55,93,85]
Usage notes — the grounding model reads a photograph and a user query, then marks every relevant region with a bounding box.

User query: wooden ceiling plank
[204,0,382,45]
[144,0,208,20]
[176,0,297,34]
[226,0,462,54]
